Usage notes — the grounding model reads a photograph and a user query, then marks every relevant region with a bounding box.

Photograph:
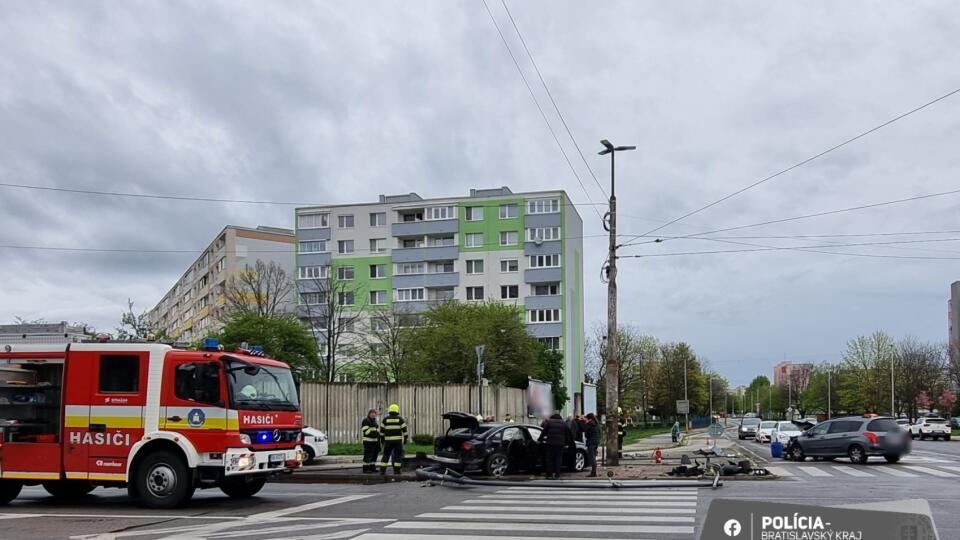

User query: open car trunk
[434,412,481,459]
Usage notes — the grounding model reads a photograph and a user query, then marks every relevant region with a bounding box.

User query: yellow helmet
[617,407,623,414]
[388,403,400,414]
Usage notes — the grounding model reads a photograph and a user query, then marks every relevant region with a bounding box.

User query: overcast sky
[2,2,959,386]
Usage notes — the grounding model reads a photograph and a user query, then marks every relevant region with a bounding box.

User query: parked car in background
[950,418,960,430]
[301,426,329,462]
[784,416,911,464]
[738,417,762,439]
[770,421,803,446]
[910,417,951,441]
[756,421,778,443]
[432,412,587,476]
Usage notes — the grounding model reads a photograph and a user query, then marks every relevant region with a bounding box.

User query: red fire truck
[0,340,304,508]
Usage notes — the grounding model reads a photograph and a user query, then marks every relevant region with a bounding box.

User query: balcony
[524,267,562,283]
[392,219,459,237]
[526,322,563,338]
[524,240,562,256]
[524,295,562,310]
[392,245,459,263]
[393,299,446,313]
[393,272,459,289]
[297,227,331,241]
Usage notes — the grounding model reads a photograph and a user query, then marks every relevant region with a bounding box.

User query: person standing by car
[379,403,408,475]
[540,411,572,479]
[580,413,600,477]
[504,413,515,423]
[360,408,380,473]
[566,415,583,443]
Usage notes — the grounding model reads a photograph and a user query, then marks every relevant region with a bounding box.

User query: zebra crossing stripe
[796,467,832,477]
[871,467,918,477]
[388,521,695,535]
[830,466,874,477]
[497,488,698,495]
[354,535,651,540]
[765,466,793,476]
[441,506,695,515]
[902,466,959,478]
[465,498,698,506]
[475,494,698,501]
[935,465,960,474]
[418,512,695,521]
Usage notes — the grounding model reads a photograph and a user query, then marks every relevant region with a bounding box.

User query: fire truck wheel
[219,475,267,498]
[133,450,195,509]
[42,481,95,498]
[0,481,22,505]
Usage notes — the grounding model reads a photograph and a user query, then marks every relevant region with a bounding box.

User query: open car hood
[442,411,480,432]
[792,420,816,431]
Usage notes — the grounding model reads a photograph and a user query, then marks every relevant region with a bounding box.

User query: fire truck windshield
[224,359,299,411]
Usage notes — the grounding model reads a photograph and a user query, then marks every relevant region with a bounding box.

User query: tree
[652,342,707,420]
[219,313,318,370]
[350,306,418,383]
[223,260,293,318]
[534,347,568,411]
[705,371,729,417]
[937,389,956,415]
[116,299,165,341]
[896,338,947,420]
[838,331,896,414]
[745,376,771,417]
[296,272,367,382]
[587,324,659,420]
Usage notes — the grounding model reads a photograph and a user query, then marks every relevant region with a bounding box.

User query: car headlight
[239,433,252,444]
[740,427,747,431]
[317,433,327,442]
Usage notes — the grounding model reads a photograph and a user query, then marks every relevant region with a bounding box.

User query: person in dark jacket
[539,411,572,479]
[360,409,380,473]
[566,415,583,443]
[579,413,600,477]
[378,403,407,475]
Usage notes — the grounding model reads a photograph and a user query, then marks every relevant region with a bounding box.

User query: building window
[400,210,424,222]
[396,262,425,275]
[337,214,354,228]
[533,283,560,296]
[369,264,386,279]
[465,259,484,274]
[337,240,354,254]
[500,259,519,273]
[371,318,389,331]
[99,355,140,393]
[396,288,425,302]
[499,203,518,219]
[539,337,561,350]
[369,212,386,227]
[298,213,329,229]
[466,286,484,301]
[370,238,386,253]
[301,292,327,305]
[369,290,387,305]
[426,205,456,220]
[215,257,225,273]
[527,198,560,214]
[299,241,327,254]
[428,235,455,247]
[433,287,455,301]
[401,238,424,249]
[500,285,518,299]
[529,254,561,268]
[430,261,454,273]
[528,309,560,323]
[337,266,355,280]
[499,231,519,246]
[338,317,355,332]
[465,206,483,221]
[527,227,561,242]
[338,291,355,306]
[465,233,484,248]
[298,265,329,279]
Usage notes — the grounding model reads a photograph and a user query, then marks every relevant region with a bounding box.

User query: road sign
[676,399,689,414]
[708,423,724,437]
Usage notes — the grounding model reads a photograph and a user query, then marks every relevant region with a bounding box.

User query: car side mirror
[803,432,813,437]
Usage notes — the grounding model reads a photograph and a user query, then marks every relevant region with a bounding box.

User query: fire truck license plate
[269,453,284,466]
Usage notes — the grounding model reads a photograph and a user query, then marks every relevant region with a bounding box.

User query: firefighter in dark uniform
[379,403,407,475]
[360,408,380,473]
[617,407,626,457]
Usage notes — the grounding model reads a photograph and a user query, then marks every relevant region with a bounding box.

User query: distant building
[774,361,814,390]
[147,225,295,342]
[0,321,89,345]
[732,385,747,396]
[949,281,960,355]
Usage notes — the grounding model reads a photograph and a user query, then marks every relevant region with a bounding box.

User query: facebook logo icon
[723,519,742,537]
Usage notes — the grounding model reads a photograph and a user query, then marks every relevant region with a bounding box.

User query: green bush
[412,434,434,446]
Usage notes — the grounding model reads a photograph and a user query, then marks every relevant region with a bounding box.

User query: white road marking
[466,497,698,505]
[253,528,370,540]
[418,511,695,521]
[903,466,959,478]
[764,466,793,476]
[934,465,960,474]
[0,514,35,520]
[447,501,695,511]
[476,493,697,500]
[871,467,918,477]
[795,467,833,477]
[442,505,695,515]
[831,466,874,477]
[388,520,694,535]
[496,489,699,495]
[356,535,653,540]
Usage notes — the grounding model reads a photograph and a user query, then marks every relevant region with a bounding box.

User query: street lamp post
[598,139,635,466]
[827,370,832,420]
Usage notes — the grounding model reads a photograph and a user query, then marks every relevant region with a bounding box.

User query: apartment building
[294,186,585,405]
[148,225,295,342]
[773,361,814,390]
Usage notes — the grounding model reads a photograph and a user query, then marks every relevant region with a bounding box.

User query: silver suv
[785,416,911,464]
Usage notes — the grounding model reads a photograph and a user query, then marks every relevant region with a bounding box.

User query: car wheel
[303,445,316,464]
[790,445,805,462]
[573,451,586,472]
[485,453,509,477]
[132,450,195,509]
[219,476,267,498]
[910,432,917,440]
[946,435,951,441]
[884,454,901,464]
[848,444,867,465]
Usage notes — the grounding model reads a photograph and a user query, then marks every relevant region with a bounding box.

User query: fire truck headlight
[239,433,252,445]
[296,449,306,463]
[231,453,255,471]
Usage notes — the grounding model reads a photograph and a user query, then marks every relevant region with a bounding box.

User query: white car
[756,421,778,443]
[910,417,951,441]
[770,421,803,446]
[302,426,330,462]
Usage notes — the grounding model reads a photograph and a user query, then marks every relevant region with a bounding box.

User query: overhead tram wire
[618,187,960,248]
[647,230,960,256]
[621,85,960,244]
[479,0,603,220]
[499,0,607,198]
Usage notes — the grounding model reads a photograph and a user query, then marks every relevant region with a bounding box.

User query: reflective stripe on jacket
[361,417,380,442]
[379,413,407,442]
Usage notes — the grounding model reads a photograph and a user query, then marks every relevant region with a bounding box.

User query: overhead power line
[618,187,960,248]
[479,0,603,220]
[619,236,960,260]
[624,84,960,243]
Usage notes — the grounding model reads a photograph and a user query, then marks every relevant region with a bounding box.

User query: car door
[525,426,544,470]
[824,420,861,454]
[802,421,831,454]
[501,427,527,470]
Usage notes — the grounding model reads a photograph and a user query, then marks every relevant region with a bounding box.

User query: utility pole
[475,345,485,416]
[890,355,896,417]
[708,375,713,419]
[788,380,792,420]
[827,370,832,419]
[683,353,689,431]
[599,139,635,466]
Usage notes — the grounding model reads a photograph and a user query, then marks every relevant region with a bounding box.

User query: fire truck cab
[0,341,304,508]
